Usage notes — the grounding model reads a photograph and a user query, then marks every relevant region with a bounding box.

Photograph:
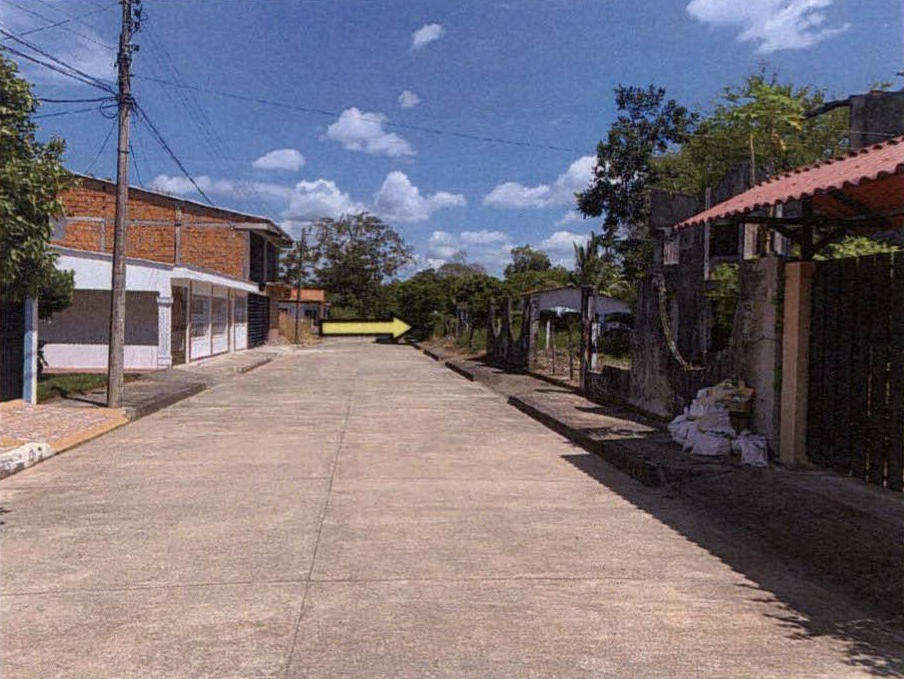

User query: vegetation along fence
[808,251,904,491]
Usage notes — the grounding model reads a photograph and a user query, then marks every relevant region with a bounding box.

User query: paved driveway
[2,341,902,678]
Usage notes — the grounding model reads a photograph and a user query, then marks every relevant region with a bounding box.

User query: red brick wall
[181,226,247,279]
[56,178,259,281]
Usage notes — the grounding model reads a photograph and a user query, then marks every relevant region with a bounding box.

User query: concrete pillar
[156,295,173,369]
[779,261,815,466]
[22,298,38,404]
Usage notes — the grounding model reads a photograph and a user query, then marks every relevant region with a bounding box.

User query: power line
[134,102,215,206]
[0,1,116,41]
[139,24,274,219]
[134,74,586,155]
[84,117,117,174]
[33,105,104,119]
[38,96,115,103]
[0,0,115,50]
[0,26,115,92]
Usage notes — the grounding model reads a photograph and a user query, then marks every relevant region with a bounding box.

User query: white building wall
[42,249,260,371]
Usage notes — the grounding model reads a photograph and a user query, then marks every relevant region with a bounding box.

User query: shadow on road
[562,451,904,678]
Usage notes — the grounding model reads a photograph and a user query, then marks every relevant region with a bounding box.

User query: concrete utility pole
[293,227,309,343]
[107,0,136,407]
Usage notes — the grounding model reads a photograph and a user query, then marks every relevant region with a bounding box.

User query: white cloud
[373,171,465,223]
[555,211,586,227]
[411,23,445,50]
[460,230,509,245]
[536,230,594,267]
[284,179,364,222]
[427,230,460,260]
[147,175,293,206]
[484,156,596,209]
[0,2,114,86]
[252,148,305,171]
[423,229,514,273]
[148,175,234,196]
[686,0,849,53]
[398,90,421,108]
[324,107,414,157]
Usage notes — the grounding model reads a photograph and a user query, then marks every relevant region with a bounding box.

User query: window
[190,297,209,338]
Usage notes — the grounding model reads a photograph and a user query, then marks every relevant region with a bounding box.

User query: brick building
[41,175,291,371]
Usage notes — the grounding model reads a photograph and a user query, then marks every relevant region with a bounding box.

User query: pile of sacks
[667,379,768,467]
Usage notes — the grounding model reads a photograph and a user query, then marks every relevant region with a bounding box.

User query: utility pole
[293,227,309,343]
[107,0,137,407]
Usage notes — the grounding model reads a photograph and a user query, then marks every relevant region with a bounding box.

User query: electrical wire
[0,26,115,92]
[134,74,586,155]
[139,25,274,218]
[33,105,102,119]
[0,0,115,51]
[84,117,117,174]
[38,96,115,104]
[134,102,215,206]
[0,1,116,41]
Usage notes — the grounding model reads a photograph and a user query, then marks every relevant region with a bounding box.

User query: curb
[0,352,281,480]
[123,382,206,421]
[234,354,275,374]
[0,442,53,480]
[432,352,673,489]
[445,360,476,382]
[506,394,670,488]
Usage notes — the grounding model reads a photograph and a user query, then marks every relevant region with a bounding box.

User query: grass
[278,314,321,346]
[37,373,142,403]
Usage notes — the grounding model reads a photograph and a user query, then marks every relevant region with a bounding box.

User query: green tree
[436,250,485,278]
[0,52,74,314]
[391,269,453,340]
[577,84,696,280]
[656,73,849,196]
[502,266,570,297]
[814,236,899,260]
[504,244,551,277]
[280,227,316,285]
[313,212,414,317]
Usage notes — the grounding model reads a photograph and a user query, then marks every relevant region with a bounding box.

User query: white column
[157,295,173,369]
[22,297,38,404]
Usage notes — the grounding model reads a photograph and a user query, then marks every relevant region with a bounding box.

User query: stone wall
[485,297,532,370]
[629,256,784,448]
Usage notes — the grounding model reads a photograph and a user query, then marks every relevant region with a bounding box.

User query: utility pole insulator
[107,0,135,408]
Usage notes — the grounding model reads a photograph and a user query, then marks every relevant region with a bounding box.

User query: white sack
[692,431,732,457]
[737,433,769,467]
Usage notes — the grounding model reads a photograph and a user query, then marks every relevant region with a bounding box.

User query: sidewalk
[0,346,288,479]
[416,342,904,624]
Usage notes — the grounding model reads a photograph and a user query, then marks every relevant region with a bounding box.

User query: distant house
[276,287,330,324]
[524,286,630,320]
[40,175,291,372]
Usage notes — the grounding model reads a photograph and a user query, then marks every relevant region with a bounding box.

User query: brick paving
[0,401,125,448]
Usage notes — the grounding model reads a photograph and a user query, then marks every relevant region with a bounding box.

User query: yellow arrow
[320,317,412,339]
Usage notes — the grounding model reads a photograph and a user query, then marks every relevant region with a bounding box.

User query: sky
[1,0,901,276]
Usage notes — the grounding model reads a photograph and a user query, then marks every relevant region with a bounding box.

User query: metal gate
[247,293,269,348]
[0,302,25,402]
[808,251,904,491]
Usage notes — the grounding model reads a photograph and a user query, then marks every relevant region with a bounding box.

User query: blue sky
[2,0,901,275]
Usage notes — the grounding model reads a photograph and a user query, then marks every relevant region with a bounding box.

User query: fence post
[486,300,496,357]
[22,298,38,405]
[579,285,594,391]
[779,261,815,466]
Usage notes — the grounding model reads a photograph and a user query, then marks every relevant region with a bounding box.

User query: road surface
[2,341,902,678]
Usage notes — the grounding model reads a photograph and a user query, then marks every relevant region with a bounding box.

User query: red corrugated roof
[675,136,904,230]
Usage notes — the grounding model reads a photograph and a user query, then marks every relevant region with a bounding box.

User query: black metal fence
[808,252,904,491]
[0,302,25,402]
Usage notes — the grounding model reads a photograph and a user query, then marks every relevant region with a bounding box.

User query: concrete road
[2,341,902,679]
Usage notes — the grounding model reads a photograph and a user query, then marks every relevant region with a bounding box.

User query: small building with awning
[671,136,904,487]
